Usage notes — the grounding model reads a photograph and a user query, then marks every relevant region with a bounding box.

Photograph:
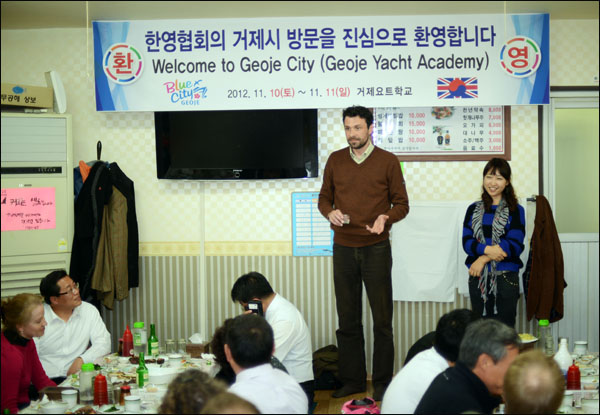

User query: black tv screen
[155,109,319,180]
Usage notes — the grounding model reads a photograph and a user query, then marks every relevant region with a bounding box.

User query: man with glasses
[35,270,111,383]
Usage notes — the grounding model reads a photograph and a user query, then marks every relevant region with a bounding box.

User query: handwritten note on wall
[1,187,56,231]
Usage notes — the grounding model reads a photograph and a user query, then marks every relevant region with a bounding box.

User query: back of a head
[230,271,274,303]
[210,318,234,368]
[225,313,273,369]
[1,293,44,332]
[158,369,226,414]
[39,269,68,304]
[458,319,521,369]
[504,350,565,414]
[200,392,260,414]
[434,308,479,362]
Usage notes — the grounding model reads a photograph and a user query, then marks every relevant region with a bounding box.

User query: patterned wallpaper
[0,19,598,254]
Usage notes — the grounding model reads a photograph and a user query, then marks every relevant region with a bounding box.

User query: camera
[245,300,264,316]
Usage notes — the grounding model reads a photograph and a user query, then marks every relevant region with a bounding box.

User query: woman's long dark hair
[481,158,518,211]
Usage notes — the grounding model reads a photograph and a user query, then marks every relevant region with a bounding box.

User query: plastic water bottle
[537,319,554,356]
[79,363,96,405]
[133,321,147,357]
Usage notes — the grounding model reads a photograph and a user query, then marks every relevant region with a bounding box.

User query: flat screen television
[155,109,319,180]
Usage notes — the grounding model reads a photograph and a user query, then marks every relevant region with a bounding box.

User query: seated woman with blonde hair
[1,293,56,413]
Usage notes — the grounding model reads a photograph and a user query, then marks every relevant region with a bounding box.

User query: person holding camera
[231,272,314,409]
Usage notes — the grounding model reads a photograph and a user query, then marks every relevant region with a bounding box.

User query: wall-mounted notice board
[292,192,333,256]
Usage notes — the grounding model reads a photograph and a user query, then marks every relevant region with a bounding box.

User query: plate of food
[519,333,538,344]
[97,405,123,414]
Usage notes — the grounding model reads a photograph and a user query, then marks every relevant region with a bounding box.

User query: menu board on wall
[1,187,56,231]
[373,106,510,161]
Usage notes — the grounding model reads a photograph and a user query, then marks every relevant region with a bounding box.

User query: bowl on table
[40,400,69,414]
[148,367,178,385]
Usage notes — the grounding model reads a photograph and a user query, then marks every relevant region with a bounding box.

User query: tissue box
[186,343,210,358]
[1,83,53,108]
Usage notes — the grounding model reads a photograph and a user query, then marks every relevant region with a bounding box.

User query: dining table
[20,352,220,414]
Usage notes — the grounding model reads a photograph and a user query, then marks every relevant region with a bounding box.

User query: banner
[93,14,549,112]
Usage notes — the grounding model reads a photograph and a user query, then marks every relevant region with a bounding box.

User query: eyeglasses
[57,282,79,296]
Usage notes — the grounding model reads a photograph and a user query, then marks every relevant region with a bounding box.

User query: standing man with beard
[318,106,409,401]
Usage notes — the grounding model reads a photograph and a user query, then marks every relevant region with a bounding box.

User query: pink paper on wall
[1,187,56,231]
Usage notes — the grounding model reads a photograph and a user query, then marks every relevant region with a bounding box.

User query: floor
[313,381,379,414]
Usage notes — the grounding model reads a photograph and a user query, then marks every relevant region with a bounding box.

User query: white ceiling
[1,1,599,30]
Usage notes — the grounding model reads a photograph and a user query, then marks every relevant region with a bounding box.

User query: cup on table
[61,389,78,408]
[168,353,183,368]
[573,341,588,356]
[124,395,141,412]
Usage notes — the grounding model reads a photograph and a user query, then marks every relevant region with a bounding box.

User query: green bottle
[136,352,149,387]
[148,323,159,357]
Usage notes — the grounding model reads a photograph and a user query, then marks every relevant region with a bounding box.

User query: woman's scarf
[472,198,509,316]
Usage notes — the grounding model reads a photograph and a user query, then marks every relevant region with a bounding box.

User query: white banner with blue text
[93,14,549,111]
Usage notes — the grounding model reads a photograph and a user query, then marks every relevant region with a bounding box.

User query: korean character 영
[145,31,160,52]
[414,26,430,47]
[177,30,193,52]
[429,27,446,47]
[161,31,177,52]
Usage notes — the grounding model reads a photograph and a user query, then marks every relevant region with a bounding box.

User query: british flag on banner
[437,77,478,99]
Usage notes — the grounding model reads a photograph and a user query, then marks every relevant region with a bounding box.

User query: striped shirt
[462,202,526,272]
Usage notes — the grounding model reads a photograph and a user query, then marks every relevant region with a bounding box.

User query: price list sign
[373,106,509,161]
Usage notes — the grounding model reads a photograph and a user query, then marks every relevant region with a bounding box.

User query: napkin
[188,333,203,344]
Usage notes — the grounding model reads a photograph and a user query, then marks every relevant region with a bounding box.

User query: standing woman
[462,158,526,327]
[1,293,56,413]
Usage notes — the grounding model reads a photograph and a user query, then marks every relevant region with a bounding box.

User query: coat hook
[97,141,102,160]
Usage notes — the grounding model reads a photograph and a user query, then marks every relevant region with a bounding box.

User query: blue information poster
[292,192,333,256]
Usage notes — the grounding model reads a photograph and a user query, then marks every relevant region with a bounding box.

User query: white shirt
[34,302,111,378]
[229,363,308,414]
[381,347,449,414]
[265,293,314,383]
